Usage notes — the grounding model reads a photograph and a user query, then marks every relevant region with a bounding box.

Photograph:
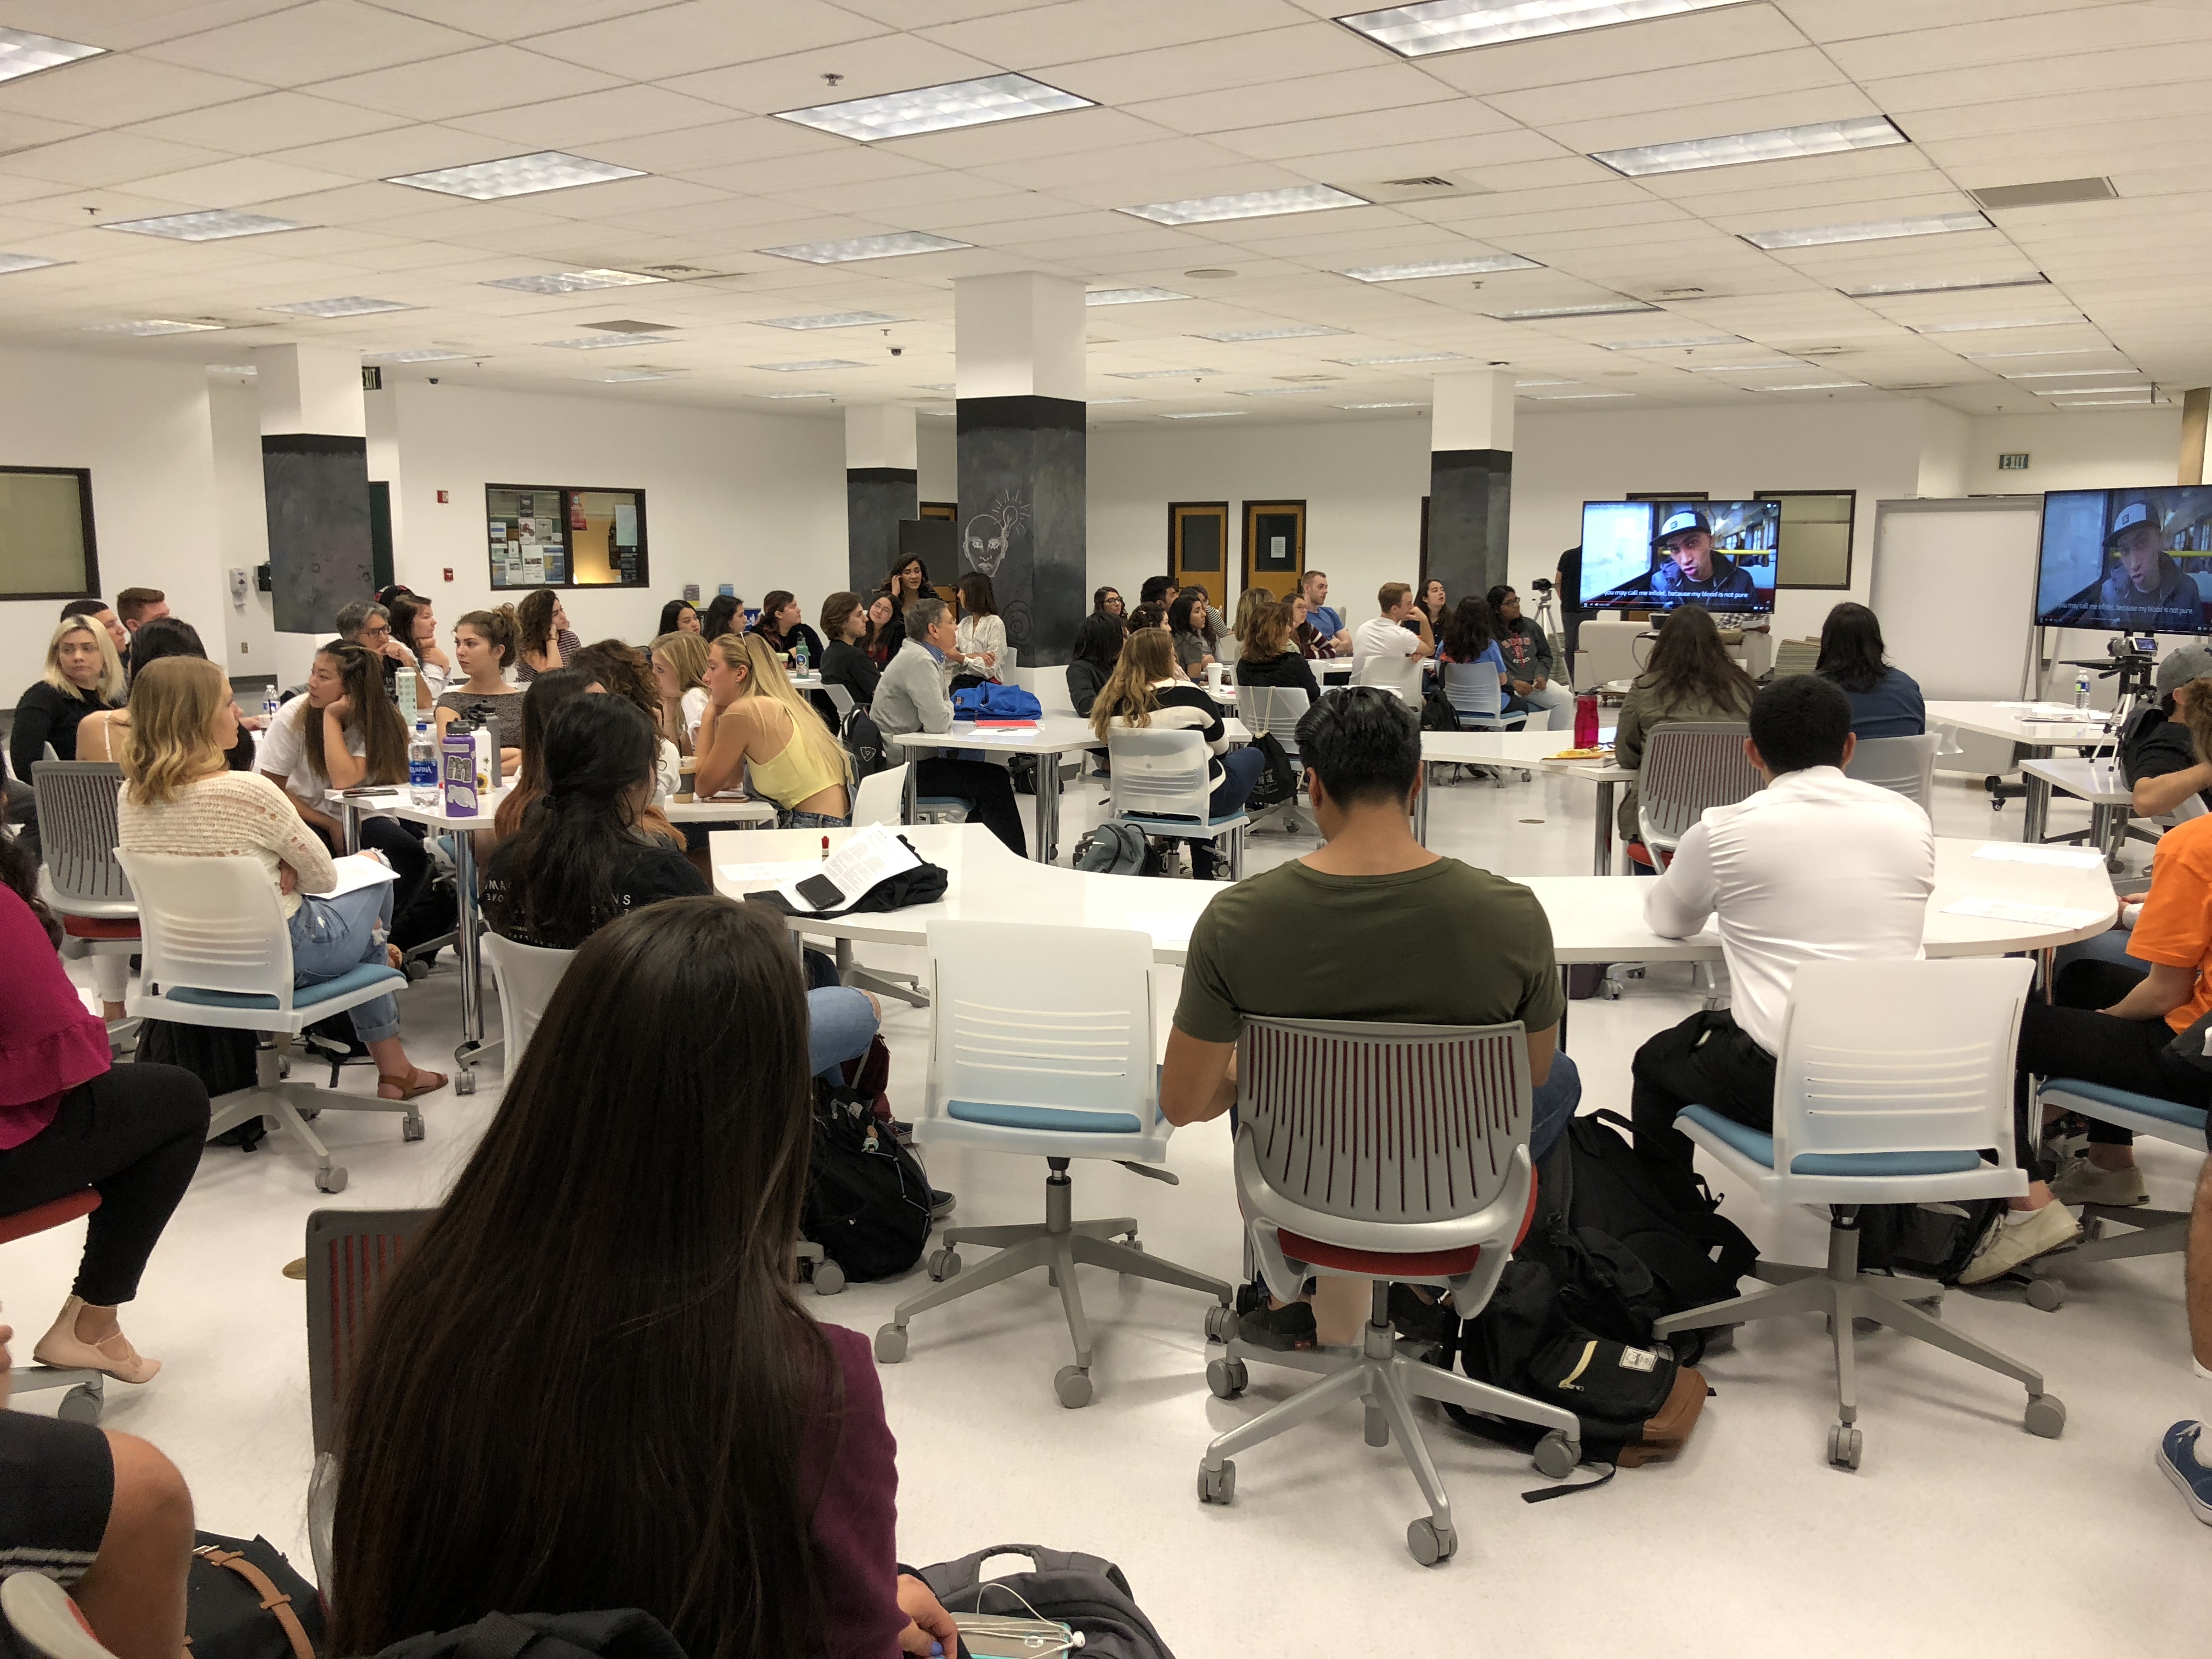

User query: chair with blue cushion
[116,850,422,1194]
[2028,1079,2206,1301]
[873,920,1233,1407]
[1105,726,1249,879]
[1653,957,2067,1469]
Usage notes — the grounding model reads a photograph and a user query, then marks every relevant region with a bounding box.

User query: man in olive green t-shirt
[1161,687,1578,1350]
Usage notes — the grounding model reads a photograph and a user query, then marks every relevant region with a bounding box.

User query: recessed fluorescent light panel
[774,73,1091,141]
[1108,367,1223,379]
[1331,350,1467,365]
[2002,368,2138,380]
[1514,377,1575,386]
[1086,287,1191,305]
[386,151,645,200]
[264,296,415,318]
[760,390,833,399]
[1963,347,2118,360]
[0,26,103,82]
[2055,398,2154,407]
[205,365,257,376]
[1594,115,1908,178]
[362,347,468,363]
[1604,334,1739,351]
[2030,385,2148,397]
[1231,385,1331,396]
[1088,397,1145,405]
[1681,362,1797,372]
[759,232,972,263]
[1913,315,2084,334]
[482,269,664,294]
[83,319,223,336]
[1338,253,1542,281]
[103,211,306,241]
[1486,301,1659,320]
[586,369,682,382]
[1160,410,1243,419]
[1742,211,1985,251]
[1836,272,2045,297]
[1765,380,1866,390]
[0,252,63,274]
[1194,323,1351,342]
[541,335,675,350]
[1539,392,1634,399]
[917,382,955,392]
[1120,185,1368,226]
[1336,400,1428,409]
[752,359,864,372]
[1337,0,1748,57]
[754,311,900,330]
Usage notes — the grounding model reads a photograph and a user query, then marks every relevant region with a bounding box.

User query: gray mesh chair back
[1844,733,1939,813]
[1771,639,1820,679]
[1637,723,1760,854]
[31,762,132,907]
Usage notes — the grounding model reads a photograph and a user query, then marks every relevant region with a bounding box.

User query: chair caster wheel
[315,1166,348,1194]
[57,1383,103,1425]
[402,1114,425,1142]
[1364,1404,1390,1447]
[812,1259,846,1296]
[1828,1421,1864,1470]
[1197,1460,1235,1505]
[2025,1393,2067,1438]
[1533,1430,1581,1479]
[873,1324,908,1363]
[2023,1276,2066,1312]
[1054,1365,1093,1409]
[926,1248,962,1282]
[454,1071,477,1096]
[1205,1303,1239,1342]
[1406,1516,1457,1566]
[1207,1357,1248,1400]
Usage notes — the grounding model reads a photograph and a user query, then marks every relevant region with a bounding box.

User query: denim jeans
[781,808,851,831]
[1530,1050,1582,1163]
[1211,746,1269,818]
[808,985,879,1083]
[289,881,399,1043]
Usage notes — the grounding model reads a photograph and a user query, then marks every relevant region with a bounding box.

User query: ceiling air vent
[1793,345,1851,357]
[1348,174,1490,203]
[1970,177,2115,211]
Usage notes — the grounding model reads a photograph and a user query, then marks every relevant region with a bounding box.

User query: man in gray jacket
[872,596,1028,856]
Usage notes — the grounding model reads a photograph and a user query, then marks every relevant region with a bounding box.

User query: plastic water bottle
[408,723,438,809]
[261,688,280,725]
[1573,693,1600,749]
[2074,670,2091,713]
[794,639,811,675]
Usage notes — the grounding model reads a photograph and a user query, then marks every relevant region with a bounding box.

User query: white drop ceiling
[0,0,2203,422]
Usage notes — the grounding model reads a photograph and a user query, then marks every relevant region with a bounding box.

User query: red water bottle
[1573,693,1600,749]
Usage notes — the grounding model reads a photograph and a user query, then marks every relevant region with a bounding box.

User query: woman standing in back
[1613,605,1757,857]
[695,633,852,829]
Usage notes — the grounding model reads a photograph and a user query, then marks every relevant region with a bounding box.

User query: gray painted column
[255,343,371,634]
[845,403,917,592]
[953,273,1085,667]
[1428,369,1515,601]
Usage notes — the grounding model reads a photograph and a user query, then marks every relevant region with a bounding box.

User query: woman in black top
[1092,586,1126,630]
[873,555,932,662]
[1233,594,1321,703]
[701,593,743,641]
[817,591,880,706]
[1065,613,1125,718]
[750,590,825,666]
[12,615,125,780]
[1415,578,1449,635]
[656,598,701,637]
[482,696,706,950]
[1088,628,1265,878]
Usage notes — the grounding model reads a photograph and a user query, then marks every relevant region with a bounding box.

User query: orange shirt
[2127,812,2212,1032]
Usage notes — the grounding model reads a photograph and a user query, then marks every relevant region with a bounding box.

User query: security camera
[890,346,904,357]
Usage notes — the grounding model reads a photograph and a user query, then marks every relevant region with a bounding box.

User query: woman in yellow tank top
[696,631,852,826]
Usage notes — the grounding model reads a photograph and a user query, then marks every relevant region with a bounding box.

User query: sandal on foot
[32,1296,161,1385]
[378,1068,447,1102]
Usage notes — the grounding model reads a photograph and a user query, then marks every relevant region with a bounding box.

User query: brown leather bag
[1614,1365,1709,1468]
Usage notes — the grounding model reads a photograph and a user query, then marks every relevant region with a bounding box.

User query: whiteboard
[1870,497,2042,702]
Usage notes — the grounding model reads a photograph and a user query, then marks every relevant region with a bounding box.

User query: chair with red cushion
[1197,1016,1580,1565]
[0,1189,107,1421]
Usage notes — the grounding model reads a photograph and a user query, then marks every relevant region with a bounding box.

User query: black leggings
[0,1065,210,1305]
[2018,958,2212,1155]
[917,758,1029,858]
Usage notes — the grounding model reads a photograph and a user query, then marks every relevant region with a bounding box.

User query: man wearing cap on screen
[2098,500,2204,630]
[1648,507,1759,602]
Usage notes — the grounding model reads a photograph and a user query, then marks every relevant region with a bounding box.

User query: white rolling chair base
[207,1040,427,1194]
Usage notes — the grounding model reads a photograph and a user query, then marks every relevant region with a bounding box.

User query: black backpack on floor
[183,1533,324,1659]
[1855,1199,2006,1285]
[918,1544,1177,1659]
[802,1079,932,1281]
[374,1611,686,1659]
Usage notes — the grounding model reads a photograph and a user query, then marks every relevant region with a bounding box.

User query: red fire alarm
[442,567,454,582]
[436,489,449,504]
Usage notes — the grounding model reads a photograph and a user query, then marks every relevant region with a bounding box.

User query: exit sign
[1998,452,2031,471]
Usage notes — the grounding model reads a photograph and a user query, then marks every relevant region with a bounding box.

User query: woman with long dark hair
[701,593,743,641]
[386,591,451,698]
[77,618,255,774]
[1090,628,1265,878]
[1613,605,1757,854]
[751,590,825,667]
[1816,601,1925,738]
[1065,612,1126,718]
[657,597,702,638]
[952,572,1006,682]
[1168,590,1219,676]
[1415,578,1449,635]
[331,898,937,1659]
[1092,585,1125,628]
[490,668,593,842]
[514,589,577,684]
[873,556,931,662]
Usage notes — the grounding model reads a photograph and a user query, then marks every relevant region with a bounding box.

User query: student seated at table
[751,589,826,668]
[1286,593,1335,661]
[1126,602,1171,643]
[12,614,125,785]
[1299,571,1352,656]
[1169,591,1220,678]
[435,608,524,773]
[117,658,446,1103]
[1815,601,1925,739]
[1627,675,2077,1283]
[870,596,1028,857]
[701,592,743,642]
[1614,603,1755,860]
[864,595,896,667]
[386,590,450,701]
[650,629,713,754]
[1487,585,1573,730]
[1139,575,1175,609]
[1435,596,1531,725]
[513,589,578,685]
[1353,582,1432,675]
[656,597,702,637]
[77,618,255,772]
[1090,628,1265,881]
[1066,613,1125,718]
[572,638,680,801]
[2119,643,2212,819]
[1159,688,1578,1347]
[1234,594,1321,703]
[490,669,595,842]
[817,591,880,708]
[0,830,208,1389]
[696,633,852,830]
[330,898,942,1659]
[1092,586,1126,630]
[951,572,1008,687]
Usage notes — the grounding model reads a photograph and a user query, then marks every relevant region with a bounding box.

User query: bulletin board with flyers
[484,483,648,590]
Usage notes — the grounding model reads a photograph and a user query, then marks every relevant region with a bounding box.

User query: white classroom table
[1415,728,1625,871]
[2019,755,2134,868]
[1924,700,2119,845]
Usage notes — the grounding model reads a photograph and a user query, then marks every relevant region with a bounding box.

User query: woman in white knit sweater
[116,658,446,1103]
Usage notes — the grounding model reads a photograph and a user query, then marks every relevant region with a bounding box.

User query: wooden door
[1170,501,1229,608]
[1242,500,1306,602]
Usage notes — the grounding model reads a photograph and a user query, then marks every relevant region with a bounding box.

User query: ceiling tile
[125,155,360,208]
[1040,22,1379,106]
[919,0,1312,62]
[3,129,230,189]
[138,1,490,82]
[0,54,269,123]
[122,89,405,153]
[446,85,741,149]
[660,34,1002,116]
[307,44,624,121]
[524,0,891,83]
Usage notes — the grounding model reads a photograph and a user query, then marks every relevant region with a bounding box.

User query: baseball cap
[2155,641,2212,695]
[2106,499,2162,548]
[1654,507,1711,548]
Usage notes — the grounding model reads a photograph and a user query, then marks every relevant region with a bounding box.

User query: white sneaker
[2049,1154,2149,1207]
[1959,1202,2083,1285]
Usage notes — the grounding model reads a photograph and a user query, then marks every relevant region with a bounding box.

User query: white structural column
[1428,368,1516,598]
[253,343,373,634]
[846,403,919,591]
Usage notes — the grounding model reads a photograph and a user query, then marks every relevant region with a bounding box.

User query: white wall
[0,347,225,705]
[917,418,956,506]
[1962,408,2184,494]
[209,381,275,684]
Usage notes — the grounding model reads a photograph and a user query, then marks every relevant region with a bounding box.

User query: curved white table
[1417,728,1625,870]
[1925,700,2119,844]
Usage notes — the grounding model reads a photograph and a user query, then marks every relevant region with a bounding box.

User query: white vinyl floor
[8,766,2204,1659]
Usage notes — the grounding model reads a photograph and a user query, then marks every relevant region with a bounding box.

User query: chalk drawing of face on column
[963,495,1029,578]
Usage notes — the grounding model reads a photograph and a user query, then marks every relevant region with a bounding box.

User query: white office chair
[1352,648,1423,699]
[853,763,908,828]
[1105,726,1248,880]
[2026,1079,2208,1306]
[1199,1015,1581,1563]
[838,764,929,1009]
[873,921,1232,1407]
[482,931,573,1065]
[1236,684,1310,834]
[1653,958,2066,1469]
[1845,733,1939,814]
[1572,619,1651,691]
[116,851,422,1193]
[822,682,856,720]
[1604,723,1758,1004]
[30,761,139,1036]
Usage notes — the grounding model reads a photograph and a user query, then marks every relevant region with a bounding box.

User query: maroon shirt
[806,1323,907,1658]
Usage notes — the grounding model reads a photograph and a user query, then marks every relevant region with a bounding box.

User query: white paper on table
[309,853,402,899]
[772,823,922,912]
[964,727,1040,744]
[1942,896,2107,929]
[716,859,820,890]
[1972,843,2108,870]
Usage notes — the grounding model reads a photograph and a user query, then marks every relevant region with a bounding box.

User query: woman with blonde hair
[649,630,712,753]
[10,614,126,780]
[115,658,445,1101]
[695,633,851,828]
[1088,627,1266,879]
